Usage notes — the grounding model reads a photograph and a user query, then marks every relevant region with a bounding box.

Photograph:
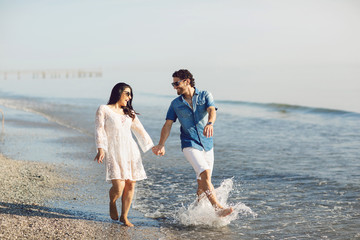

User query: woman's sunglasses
[171,79,185,87]
[123,91,131,97]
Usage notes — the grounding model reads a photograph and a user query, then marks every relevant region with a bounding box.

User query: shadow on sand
[0,201,107,223]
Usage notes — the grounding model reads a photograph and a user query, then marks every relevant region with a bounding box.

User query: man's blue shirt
[166,88,217,151]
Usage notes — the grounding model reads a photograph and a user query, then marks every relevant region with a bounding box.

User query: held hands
[152,145,165,156]
[203,124,214,138]
[94,148,105,163]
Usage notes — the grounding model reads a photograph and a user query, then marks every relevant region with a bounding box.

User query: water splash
[176,178,256,227]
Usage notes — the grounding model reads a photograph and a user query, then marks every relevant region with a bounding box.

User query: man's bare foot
[120,216,134,227]
[216,207,233,217]
[109,202,118,220]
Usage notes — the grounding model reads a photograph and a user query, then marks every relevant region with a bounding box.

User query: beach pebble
[0,154,164,240]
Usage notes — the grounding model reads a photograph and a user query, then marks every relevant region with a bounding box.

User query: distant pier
[0,69,102,80]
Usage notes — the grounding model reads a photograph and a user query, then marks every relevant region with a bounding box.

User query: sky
[1,0,360,112]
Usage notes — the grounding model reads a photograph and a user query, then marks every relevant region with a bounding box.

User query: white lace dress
[95,105,154,182]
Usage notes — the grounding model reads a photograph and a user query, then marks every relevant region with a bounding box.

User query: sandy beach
[0,154,165,240]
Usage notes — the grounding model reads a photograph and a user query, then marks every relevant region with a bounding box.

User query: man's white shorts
[183,147,214,180]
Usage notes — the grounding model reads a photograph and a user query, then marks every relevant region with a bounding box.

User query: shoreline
[0,154,164,239]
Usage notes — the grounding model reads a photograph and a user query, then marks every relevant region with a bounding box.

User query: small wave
[217,99,360,116]
[0,98,92,136]
[176,178,256,227]
[266,103,357,115]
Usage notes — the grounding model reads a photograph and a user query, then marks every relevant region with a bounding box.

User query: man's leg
[184,147,213,200]
[197,179,204,198]
[198,170,233,217]
[198,169,222,208]
[183,147,233,216]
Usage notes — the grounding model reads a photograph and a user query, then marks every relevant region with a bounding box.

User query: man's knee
[199,170,214,192]
[199,169,212,183]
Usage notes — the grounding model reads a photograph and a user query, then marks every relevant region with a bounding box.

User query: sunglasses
[171,79,185,87]
[123,91,131,97]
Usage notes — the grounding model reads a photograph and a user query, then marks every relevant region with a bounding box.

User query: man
[152,69,233,217]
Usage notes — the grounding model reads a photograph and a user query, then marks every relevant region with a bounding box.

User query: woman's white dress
[95,105,154,182]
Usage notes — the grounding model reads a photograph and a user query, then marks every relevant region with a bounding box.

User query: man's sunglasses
[171,79,186,87]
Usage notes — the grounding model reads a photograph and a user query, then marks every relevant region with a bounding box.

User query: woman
[94,82,153,227]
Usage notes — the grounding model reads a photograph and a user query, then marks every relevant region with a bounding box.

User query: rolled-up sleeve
[166,102,177,122]
[205,91,217,110]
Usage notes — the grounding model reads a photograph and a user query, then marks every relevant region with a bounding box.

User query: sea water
[0,77,359,239]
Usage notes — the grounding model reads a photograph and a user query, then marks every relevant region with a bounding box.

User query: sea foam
[176,178,256,227]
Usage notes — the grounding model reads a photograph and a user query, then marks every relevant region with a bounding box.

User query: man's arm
[152,119,174,156]
[203,106,216,138]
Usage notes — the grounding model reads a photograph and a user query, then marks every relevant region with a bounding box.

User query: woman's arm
[94,106,107,163]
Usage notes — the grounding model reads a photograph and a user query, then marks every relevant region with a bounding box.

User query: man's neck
[182,87,195,100]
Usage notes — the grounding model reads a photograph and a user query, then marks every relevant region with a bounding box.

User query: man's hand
[152,145,166,156]
[203,124,213,138]
[94,148,105,163]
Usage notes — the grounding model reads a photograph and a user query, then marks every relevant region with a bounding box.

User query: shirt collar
[194,87,199,95]
[181,87,198,99]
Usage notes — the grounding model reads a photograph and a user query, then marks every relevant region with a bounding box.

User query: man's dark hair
[172,69,195,87]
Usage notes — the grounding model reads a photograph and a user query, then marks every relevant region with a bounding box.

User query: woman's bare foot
[120,216,134,227]
[216,207,233,217]
[109,201,119,220]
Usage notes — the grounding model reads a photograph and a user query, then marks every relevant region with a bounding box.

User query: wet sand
[0,154,164,239]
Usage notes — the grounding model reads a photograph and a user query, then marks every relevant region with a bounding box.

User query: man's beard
[176,88,183,95]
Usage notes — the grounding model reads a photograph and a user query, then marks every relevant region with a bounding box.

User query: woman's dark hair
[107,82,138,119]
[172,69,195,87]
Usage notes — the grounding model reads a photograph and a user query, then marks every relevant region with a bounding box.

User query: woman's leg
[120,180,136,227]
[109,179,125,220]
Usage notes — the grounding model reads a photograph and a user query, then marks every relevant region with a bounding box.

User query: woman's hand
[94,148,105,163]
